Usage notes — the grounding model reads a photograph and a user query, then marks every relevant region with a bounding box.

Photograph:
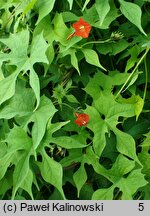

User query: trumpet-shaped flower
[67,18,91,40]
[74,112,90,126]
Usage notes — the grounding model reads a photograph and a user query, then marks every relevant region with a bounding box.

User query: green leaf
[84,72,110,99]
[0,152,14,180]
[67,0,73,10]
[84,1,119,29]
[70,50,80,74]
[0,30,29,68]
[122,73,139,92]
[29,68,40,111]
[47,121,70,134]
[12,152,30,199]
[60,149,83,168]
[22,0,38,16]
[50,136,87,149]
[66,94,79,103]
[125,45,140,72]
[119,0,146,35]
[108,154,135,182]
[140,132,150,147]
[0,71,18,106]
[0,30,49,109]
[19,169,34,199]
[85,105,108,156]
[5,126,32,151]
[0,63,4,81]
[114,128,141,164]
[0,126,32,182]
[62,11,80,22]
[139,147,150,180]
[0,82,36,119]
[30,96,57,149]
[60,47,80,74]
[120,95,144,121]
[46,45,55,66]
[49,188,64,200]
[61,36,82,52]
[33,16,54,41]
[82,49,106,71]
[79,184,94,200]
[82,0,91,11]
[39,121,71,151]
[0,172,12,196]
[29,32,49,65]
[28,32,49,109]
[84,146,110,181]
[99,1,120,29]
[0,0,12,8]
[35,0,56,24]
[142,41,150,48]
[118,169,148,199]
[134,95,144,121]
[84,72,143,164]
[92,168,147,200]
[38,150,65,199]
[68,49,80,74]
[53,13,70,46]
[84,91,136,160]
[73,162,87,197]
[92,187,114,200]
[140,184,150,200]
[95,0,110,26]
[96,39,129,55]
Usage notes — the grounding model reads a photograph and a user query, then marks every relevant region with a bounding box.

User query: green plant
[0,0,150,200]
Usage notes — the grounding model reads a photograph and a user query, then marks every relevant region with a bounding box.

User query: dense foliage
[0,0,150,200]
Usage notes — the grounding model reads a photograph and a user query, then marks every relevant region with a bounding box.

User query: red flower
[74,112,90,127]
[73,18,91,38]
[67,18,91,40]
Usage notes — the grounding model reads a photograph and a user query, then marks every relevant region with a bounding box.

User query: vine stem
[75,0,83,9]
[143,56,148,102]
[53,101,75,111]
[115,47,150,99]
[80,38,111,48]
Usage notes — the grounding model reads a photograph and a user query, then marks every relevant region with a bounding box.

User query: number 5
[138,203,144,211]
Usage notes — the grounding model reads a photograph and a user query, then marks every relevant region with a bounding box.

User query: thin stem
[54,101,75,111]
[110,56,115,70]
[115,47,150,99]
[75,0,82,9]
[143,56,148,102]
[113,189,122,200]
[61,102,75,111]
[144,4,150,17]
[80,38,112,48]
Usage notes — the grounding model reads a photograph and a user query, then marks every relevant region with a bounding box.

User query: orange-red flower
[73,18,91,38]
[74,112,90,127]
[67,18,91,40]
